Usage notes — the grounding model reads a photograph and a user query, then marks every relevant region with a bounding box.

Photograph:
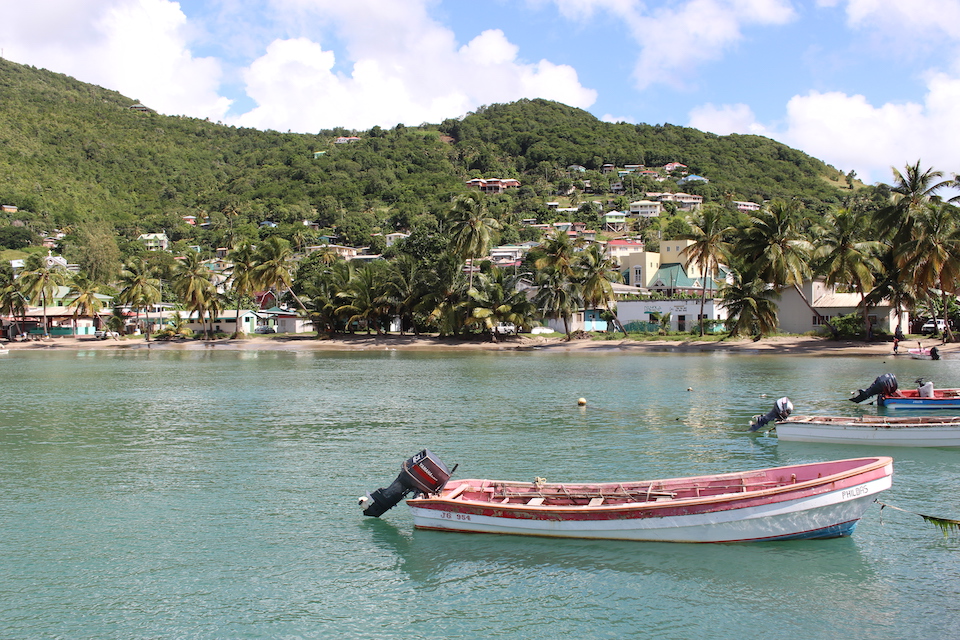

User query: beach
[5,333,954,357]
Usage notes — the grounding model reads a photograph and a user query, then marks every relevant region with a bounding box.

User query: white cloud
[842,0,960,39]
[232,3,597,132]
[688,103,769,136]
[629,0,795,89]
[541,0,795,90]
[0,0,231,120]
[601,114,637,124]
[688,71,960,184]
[780,77,960,183]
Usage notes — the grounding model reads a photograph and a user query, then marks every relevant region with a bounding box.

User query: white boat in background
[360,450,893,543]
[775,415,960,447]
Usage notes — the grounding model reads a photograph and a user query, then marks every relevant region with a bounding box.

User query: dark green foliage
[443,99,849,210]
[0,59,854,264]
[0,226,37,250]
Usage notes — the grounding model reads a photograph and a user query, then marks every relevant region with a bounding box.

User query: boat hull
[406,458,892,543]
[777,417,960,447]
[879,396,960,410]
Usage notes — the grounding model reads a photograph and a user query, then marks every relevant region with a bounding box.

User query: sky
[2,0,960,185]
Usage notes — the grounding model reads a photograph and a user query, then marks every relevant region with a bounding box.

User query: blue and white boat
[850,373,960,409]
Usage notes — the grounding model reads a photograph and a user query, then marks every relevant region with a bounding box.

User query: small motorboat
[773,414,960,447]
[849,373,960,409]
[908,344,940,360]
[360,450,892,543]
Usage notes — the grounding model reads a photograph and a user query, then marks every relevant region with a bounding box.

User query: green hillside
[0,58,854,258]
[442,99,849,207]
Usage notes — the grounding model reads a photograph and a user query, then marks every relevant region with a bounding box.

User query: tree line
[2,160,958,343]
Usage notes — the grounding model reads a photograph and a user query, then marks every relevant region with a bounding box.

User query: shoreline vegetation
[5,333,955,357]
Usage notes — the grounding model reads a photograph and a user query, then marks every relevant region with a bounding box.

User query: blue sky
[3,0,960,184]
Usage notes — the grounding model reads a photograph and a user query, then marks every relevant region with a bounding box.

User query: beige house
[628,200,663,218]
[777,280,908,335]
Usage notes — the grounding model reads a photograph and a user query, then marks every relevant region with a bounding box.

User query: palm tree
[64,274,105,335]
[117,258,161,340]
[253,236,306,310]
[385,255,429,336]
[333,262,389,335]
[448,194,501,288]
[206,291,225,337]
[0,284,28,339]
[302,276,341,337]
[172,252,216,339]
[534,266,582,340]
[893,202,960,342]
[535,230,579,278]
[863,250,915,338]
[718,273,781,338]
[18,253,69,337]
[466,267,537,342]
[226,243,258,337]
[106,307,127,336]
[812,207,883,340]
[578,243,628,337]
[423,253,470,337]
[735,199,824,333]
[876,161,946,244]
[681,204,732,336]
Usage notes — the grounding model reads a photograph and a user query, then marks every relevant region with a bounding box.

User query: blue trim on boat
[879,396,960,409]
[762,521,858,541]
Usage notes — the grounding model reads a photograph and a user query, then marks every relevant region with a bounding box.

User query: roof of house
[650,263,698,288]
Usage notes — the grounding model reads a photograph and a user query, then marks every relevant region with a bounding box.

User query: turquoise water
[1,348,959,639]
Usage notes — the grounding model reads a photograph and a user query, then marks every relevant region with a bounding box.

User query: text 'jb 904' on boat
[359,450,892,543]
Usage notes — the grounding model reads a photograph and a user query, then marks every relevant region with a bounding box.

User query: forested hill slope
[442,99,851,206]
[1,58,851,247]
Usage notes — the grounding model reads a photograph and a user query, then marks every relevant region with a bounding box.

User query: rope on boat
[877,500,960,537]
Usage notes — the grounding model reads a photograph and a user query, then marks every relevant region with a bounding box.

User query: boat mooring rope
[876,499,960,537]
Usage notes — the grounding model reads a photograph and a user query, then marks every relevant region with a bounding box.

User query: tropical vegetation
[1,59,960,342]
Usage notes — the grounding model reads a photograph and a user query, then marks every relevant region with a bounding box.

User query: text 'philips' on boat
[359,450,893,543]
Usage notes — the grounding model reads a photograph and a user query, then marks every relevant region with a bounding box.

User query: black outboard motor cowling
[749,396,793,432]
[360,449,452,517]
[849,373,898,403]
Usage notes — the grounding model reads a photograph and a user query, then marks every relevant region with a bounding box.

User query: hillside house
[304,244,360,260]
[138,233,169,251]
[603,211,627,232]
[465,178,521,194]
[628,200,663,218]
[604,238,645,264]
[778,280,908,335]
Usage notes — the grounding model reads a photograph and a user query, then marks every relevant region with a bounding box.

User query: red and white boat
[360,451,893,543]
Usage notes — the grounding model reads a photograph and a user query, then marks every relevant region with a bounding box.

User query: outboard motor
[360,449,452,517]
[749,396,793,432]
[849,373,898,403]
[931,346,941,361]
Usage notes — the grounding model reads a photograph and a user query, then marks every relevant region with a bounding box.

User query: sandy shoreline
[3,333,953,357]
